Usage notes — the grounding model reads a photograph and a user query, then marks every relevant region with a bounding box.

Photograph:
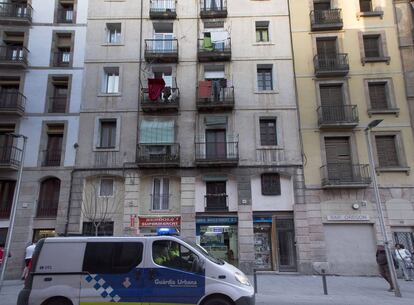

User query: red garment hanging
[148,78,166,101]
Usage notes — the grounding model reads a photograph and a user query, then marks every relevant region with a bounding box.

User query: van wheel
[45,298,72,305]
[203,297,232,305]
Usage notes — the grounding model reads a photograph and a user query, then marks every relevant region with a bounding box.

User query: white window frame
[103,67,120,94]
[106,23,122,44]
[93,116,121,151]
[152,177,170,211]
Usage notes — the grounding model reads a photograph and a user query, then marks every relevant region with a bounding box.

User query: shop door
[206,129,226,159]
[276,219,297,272]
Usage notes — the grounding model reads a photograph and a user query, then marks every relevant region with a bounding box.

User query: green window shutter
[140,120,175,144]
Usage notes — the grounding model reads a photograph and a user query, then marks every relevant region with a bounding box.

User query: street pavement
[1,275,413,305]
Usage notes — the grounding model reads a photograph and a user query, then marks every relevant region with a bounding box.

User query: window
[100,178,114,197]
[152,178,169,210]
[99,120,117,148]
[261,173,281,196]
[106,23,121,44]
[37,178,61,218]
[152,240,201,273]
[363,35,381,58]
[259,118,277,146]
[82,222,114,236]
[44,124,64,167]
[104,67,120,93]
[359,0,372,12]
[0,180,16,219]
[256,21,269,42]
[53,33,72,67]
[375,135,399,167]
[368,82,388,110]
[257,66,273,91]
[83,242,143,274]
[48,76,69,113]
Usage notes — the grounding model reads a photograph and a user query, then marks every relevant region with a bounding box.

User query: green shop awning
[140,120,175,144]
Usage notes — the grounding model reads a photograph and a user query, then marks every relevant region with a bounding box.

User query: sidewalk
[1,275,413,305]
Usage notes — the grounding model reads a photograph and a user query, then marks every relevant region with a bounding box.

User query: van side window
[152,240,201,273]
[83,242,143,274]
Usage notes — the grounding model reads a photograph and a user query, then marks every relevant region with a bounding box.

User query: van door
[80,242,145,304]
[145,240,205,305]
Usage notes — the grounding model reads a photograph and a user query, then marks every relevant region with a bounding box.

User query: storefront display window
[33,229,56,242]
[254,223,272,270]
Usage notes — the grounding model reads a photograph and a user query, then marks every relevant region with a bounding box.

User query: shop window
[152,240,201,273]
[255,21,269,43]
[261,173,281,196]
[32,229,56,243]
[393,232,414,254]
[83,241,143,274]
[99,178,114,197]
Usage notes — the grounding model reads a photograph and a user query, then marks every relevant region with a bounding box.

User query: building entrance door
[276,218,297,272]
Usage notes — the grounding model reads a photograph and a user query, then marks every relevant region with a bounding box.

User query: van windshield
[184,240,225,265]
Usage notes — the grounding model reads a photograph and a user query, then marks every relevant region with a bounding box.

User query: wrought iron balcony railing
[0,145,22,169]
[314,54,349,76]
[310,9,343,31]
[204,194,228,211]
[149,0,176,19]
[195,139,238,166]
[0,46,28,66]
[136,143,180,167]
[321,163,371,187]
[141,87,179,112]
[0,2,32,23]
[144,39,178,63]
[42,149,62,167]
[196,86,234,111]
[198,38,231,62]
[53,51,71,67]
[200,0,227,18]
[57,7,74,23]
[317,105,359,128]
[0,91,26,115]
[36,200,58,218]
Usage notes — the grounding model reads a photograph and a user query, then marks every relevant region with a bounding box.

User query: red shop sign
[139,216,181,228]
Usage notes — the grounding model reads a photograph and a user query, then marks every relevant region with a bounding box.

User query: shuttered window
[320,84,343,106]
[261,174,281,196]
[363,35,381,58]
[99,120,116,148]
[368,83,388,109]
[260,118,277,146]
[375,135,399,167]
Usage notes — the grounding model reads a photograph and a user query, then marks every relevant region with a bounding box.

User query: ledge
[376,167,410,175]
[367,108,400,117]
[357,11,384,19]
[362,56,390,65]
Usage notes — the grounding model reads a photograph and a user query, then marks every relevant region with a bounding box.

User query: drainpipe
[137,0,144,148]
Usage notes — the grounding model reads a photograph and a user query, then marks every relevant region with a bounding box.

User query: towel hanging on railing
[148,78,165,101]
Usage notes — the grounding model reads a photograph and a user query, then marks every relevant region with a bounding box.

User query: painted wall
[195,177,238,213]
[251,175,294,211]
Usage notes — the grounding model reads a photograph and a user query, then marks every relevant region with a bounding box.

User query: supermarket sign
[139,216,181,227]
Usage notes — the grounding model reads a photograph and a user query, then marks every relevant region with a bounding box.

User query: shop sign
[196,217,238,225]
[253,217,273,223]
[139,216,181,227]
[327,214,370,221]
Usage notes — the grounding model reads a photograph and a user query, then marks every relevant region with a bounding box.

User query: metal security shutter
[368,83,388,109]
[375,135,399,167]
[325,137,353,181]
[363,36,380,57]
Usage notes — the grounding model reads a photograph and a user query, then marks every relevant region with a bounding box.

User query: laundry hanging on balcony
[210,31,228,43]
[203,33,214,51]
[198,80,212,98]
[140,120,175,144]
[148,78,165,101]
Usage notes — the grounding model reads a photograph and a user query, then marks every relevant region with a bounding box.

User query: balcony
[195,139,238,166]
[196,86,234,112]
[198,38,231,62]
[48,97,67,113]
[149,0,176,19]
[57,7,74,23]
[321,163,371,188]
[36,201,58,218]
[42,149,62,167]
[0,46,28,69]
[314,54,349,77]
[0,2,32,25]
[144,39,178,63]
[53,51,71,67]
[141,87,179,113]
[136,143,180,168]
[0,91,26,116]
[205,194,228,211]
[0,145,22,170]
[200,0,227,19]
[317,105,359,129]
[310,9,343,31]
[0,201,12,219]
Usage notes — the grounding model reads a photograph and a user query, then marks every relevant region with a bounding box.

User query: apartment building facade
[0,0,87,278]
[67,0,303,274]
[289,0,414,275]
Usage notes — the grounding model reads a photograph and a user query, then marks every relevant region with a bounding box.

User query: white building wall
[251,176,294,211]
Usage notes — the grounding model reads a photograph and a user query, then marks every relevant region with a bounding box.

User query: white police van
[18,236,254,305]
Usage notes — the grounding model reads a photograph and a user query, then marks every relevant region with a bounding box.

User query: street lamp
[364,120,401,297]
[0,134,27,292]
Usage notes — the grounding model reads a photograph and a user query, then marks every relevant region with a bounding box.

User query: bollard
[321,269,328,295]
[253,269,258,294]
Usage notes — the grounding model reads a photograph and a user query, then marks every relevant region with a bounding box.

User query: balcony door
[316,38,338,69]
[37,178,61,218]
[206,129,226,160]
[46,133,63,166]
[0,133,14,163]
[206,181,226,211]
[0,85,19,108]
[51,84,68,113]
[325,137,353,183]
[154,33,173,52]
[320,84,345,122]
[152,0,174,10]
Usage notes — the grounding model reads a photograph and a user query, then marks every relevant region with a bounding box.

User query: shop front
[138,216,181,235]
[196,216,238,267]
[253,214,297,271]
